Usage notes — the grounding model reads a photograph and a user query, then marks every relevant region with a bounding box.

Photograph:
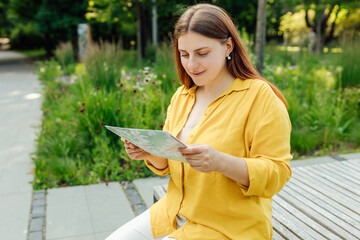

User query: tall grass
[265,44,360,158]
[336,34,360,88]
[55,42,75,75]
[84,41,125,91]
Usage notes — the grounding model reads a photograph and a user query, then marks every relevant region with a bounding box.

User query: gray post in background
[152,0,158,46]
[77,23,89,62]
[255,0,267,75]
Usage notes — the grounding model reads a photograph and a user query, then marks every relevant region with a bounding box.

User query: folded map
[105,125,187,163]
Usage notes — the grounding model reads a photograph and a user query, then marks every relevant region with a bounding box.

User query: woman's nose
[187,56,199,70]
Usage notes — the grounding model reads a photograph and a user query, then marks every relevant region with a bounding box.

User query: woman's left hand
[178,144,222,172]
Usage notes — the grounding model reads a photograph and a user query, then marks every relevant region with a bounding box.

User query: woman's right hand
[121,138,151,160]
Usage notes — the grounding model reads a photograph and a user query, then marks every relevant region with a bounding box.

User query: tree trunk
[326,5,340,44]
[136,3,142,63]
[71,26,79,61]
[152,0,158,46]
[255,0,267,75]
[44,31,52,57]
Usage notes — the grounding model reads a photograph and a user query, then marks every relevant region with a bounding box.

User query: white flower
[336,66,343,73]
[40,67,45,73]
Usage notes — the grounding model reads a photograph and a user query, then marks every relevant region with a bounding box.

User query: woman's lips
[191,70,205,77]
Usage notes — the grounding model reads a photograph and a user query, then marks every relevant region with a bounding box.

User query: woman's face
[178,32,231,87]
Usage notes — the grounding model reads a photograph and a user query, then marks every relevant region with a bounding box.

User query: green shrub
[55,42,75,75]
[265,49,360,156]
[336,35,360,88]
[84,41,125,91]
[10,23,44,50]
[33,57,171,189]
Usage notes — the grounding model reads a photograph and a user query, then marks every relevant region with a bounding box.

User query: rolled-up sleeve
[144,159,170,175]
[240,89,292,198]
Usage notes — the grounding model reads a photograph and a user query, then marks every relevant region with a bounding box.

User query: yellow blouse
[145,78,292,239]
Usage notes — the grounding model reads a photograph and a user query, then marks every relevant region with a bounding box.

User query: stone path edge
[28,190,46,240]
[121,181,147,216]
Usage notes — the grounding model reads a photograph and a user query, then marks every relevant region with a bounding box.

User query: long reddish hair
[173,4,287,108]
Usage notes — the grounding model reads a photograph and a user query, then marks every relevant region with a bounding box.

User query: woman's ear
[225,37,234,56]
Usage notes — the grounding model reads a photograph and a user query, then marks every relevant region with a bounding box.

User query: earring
[227,55,231,60]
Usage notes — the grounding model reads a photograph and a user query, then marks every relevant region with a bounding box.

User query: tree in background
[255,0,267,75]
[0,0,10,37]
[2,0,44,49]
[2,0,359,56]
[278,0,360,53]
[36,0,88,57]
[2,0,87,56]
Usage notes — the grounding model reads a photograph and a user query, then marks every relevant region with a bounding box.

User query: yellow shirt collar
[180,78,252,97]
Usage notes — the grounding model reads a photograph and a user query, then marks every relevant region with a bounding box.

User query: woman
[107,3,292,240]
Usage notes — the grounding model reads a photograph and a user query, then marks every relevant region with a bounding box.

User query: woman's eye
[199,52,208,56]
[181,54,189,58]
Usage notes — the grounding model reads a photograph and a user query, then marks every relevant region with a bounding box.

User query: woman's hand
[178,144,222,172]
[121,138,150,160]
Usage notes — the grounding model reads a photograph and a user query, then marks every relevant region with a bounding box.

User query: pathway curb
[28,190,46,240]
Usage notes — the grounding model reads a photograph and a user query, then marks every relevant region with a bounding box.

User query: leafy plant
[55,42,75,75]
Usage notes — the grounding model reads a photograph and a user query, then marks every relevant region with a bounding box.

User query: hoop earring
[227,55,231,60]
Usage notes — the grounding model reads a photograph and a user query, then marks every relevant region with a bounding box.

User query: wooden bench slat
[278,188,359,239]
[271,226,287,240]
[291,169,360,213]
[153,185,166,203]
[347,159,360,168]
[287,177,360,230]
[327,160,360,180]
[341,160,360,172]
[281,186,360,237]
[273,195,342,239]
[272,200,318,240]
[319,163,360,186]
[312,163,360,188]
[295,166,360,201]
[272,216,301,240]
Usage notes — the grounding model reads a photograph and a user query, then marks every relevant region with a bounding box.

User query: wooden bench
[153,159,360,239]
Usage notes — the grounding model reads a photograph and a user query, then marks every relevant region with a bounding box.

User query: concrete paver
[0,161,33,194]
[339,152,360,160]
[0,192,32,240]
[85,183,135,234]
[133,176,170,208]
[0,50,42,240]
[289,156,336,168]
[46,183,135,240]
[46,186,96,239]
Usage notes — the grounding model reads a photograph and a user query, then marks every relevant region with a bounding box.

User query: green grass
[16,49,47,58]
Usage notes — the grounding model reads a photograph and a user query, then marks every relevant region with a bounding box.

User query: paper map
[105,125,187,163]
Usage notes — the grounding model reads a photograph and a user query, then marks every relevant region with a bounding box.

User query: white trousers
[105,209,186,240]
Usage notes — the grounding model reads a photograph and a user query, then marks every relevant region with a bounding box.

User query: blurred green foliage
[9,23,44,49]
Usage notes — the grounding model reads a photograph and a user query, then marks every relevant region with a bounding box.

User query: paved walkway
[1,50,359,240]
[0,51,42,239]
